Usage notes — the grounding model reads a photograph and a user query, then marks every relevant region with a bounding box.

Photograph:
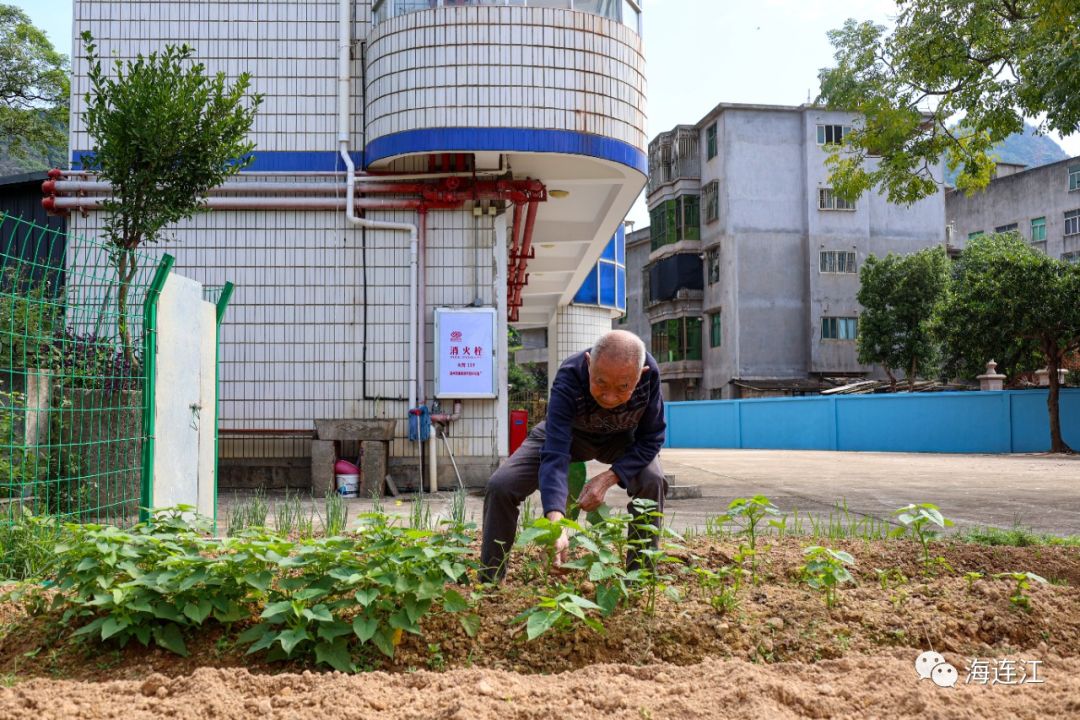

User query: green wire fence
[1,212,169,525]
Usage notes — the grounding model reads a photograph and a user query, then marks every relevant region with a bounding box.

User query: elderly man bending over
[480,329,667,582]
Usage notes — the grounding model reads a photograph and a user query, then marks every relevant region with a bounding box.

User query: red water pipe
[509,199,539,312]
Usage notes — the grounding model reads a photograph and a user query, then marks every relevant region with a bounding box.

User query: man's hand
[578,469,620,512]
[546,510,570,571]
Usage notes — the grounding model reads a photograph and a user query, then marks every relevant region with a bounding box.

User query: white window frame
[995,223,1018,234]
[1069,165,1080,191]
[820,250,857,274]
[1065,209,1080,237]
[819,188,855,211]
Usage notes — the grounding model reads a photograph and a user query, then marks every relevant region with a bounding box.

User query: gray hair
[591,330,646,369]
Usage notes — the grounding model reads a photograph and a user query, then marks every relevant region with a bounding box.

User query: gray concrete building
[619,103,945,400]
[946,156,1080,262]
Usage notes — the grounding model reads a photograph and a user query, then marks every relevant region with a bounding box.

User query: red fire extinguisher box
[509,409,528,455]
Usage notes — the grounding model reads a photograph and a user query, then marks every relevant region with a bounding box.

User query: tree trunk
[884,366,897,393]
[908,356,917,392]
[115,249,140,373]
[1047,347,1072,454]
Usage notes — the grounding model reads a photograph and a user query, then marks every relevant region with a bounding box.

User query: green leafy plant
[54,507,270,657]
[993,571,1048,611]
[964,571,984,591]
[239,511,479,670]
[800,546,855,610]
[874,567,908,591]
[512,591,604,640]
[722,495,781,584]
[691,565,740,614]
[890,502,954,572]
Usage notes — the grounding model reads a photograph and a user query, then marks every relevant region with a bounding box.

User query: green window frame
[650,317,703,362]
[650,196,700,251]
[1069,165,1080,191]
[1031,217,1046,242]
[709,312,722,348]
[968,231,985,240]
[821,316,858,341]
[706,123,717,160]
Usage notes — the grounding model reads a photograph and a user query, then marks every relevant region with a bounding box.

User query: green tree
[857,247,949,391]
[0,4,68,169]
[817,1,1080,204]
[938,233,1080,453]
[80,32,262,368]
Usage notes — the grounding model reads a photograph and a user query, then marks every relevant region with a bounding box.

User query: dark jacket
[539,349,666,514]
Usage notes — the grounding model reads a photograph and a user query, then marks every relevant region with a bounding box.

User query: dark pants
[480,421,667,582]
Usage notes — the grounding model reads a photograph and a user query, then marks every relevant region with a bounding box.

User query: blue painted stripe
[71,150,365,173]
[365,128,648,175]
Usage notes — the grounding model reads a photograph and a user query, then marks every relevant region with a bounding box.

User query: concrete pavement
[219,449,1080,538]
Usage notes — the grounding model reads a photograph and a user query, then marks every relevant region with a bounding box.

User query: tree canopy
[856,246,949,390]
[80,32,261,365]
[817,0,1080,204]
[939,232,1080,452]
[0,4,68,170]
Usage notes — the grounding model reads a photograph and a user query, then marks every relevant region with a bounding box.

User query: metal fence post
[138,254,175,522]
[212,281,234,533]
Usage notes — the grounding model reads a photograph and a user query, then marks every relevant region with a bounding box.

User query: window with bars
[1069,165,1080,191]
[707,249,720,285]
[709,311,722,348]
[1062,252,1080,264]
[1065,209,1080,237]
[703,181,718,223]
[816,124,852,145]
[1031,217,1046,242]
[706,123,717,159]
[821,316,858,340]
[819,188,855,211]
[650,317,703,363]
[968,231,985,240]
[995,223,1019,234]
[820,250,857,274]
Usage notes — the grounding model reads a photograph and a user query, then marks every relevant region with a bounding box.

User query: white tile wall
[71,1,371,155]
[364,6,646,149]
[547,303,614,381]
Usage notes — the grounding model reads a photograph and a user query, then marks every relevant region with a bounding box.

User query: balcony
[373,0,642,31]
[647,127,700,195]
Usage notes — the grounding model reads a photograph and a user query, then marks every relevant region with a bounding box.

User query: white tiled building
[62,0,645,489]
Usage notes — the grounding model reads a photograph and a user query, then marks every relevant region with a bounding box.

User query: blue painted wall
[664,390,1080,453]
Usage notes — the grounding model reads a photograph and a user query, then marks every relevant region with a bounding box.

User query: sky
[14,0,1080,227]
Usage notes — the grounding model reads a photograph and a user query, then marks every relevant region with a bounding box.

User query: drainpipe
[338,0,419,440]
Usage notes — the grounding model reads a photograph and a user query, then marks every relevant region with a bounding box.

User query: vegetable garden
[2,491,1079,719]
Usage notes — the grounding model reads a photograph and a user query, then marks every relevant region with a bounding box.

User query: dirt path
[2,653,1076,720]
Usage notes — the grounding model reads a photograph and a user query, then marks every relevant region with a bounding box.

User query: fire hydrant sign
[434,307,497,398]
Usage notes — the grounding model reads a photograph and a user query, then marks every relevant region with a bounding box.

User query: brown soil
[1,536,1078,719]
